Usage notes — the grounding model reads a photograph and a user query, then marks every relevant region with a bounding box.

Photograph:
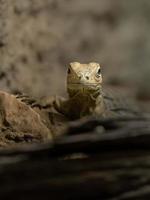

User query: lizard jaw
[67,83,101,91]
[67,83,102,98]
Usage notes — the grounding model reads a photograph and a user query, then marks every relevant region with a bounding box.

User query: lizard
[52,62,140,120]
[15,62,139,121]
[52,62,105,120]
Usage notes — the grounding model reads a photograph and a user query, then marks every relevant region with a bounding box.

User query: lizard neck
[67,87,104,119]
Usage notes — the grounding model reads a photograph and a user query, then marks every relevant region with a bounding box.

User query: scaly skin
[53,62,105,119]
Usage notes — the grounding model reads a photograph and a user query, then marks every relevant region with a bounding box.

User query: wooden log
[0,116,150,200]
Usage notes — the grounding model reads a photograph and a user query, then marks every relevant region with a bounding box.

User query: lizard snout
[78,72,90,82]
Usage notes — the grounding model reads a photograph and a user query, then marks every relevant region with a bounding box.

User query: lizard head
[67,62,102,97]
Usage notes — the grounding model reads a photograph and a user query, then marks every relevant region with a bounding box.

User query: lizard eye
[67,68,71,74]
[96,68,101,77]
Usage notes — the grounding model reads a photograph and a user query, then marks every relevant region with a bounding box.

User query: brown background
[0,0,150,106]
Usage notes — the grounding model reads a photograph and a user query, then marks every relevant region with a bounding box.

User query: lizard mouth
[67,83,101,91]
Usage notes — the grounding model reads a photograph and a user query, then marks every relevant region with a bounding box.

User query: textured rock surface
[0,0,150,99]
[0,91,52,147]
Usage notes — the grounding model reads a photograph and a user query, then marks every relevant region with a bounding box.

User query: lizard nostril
[86,76,89,80]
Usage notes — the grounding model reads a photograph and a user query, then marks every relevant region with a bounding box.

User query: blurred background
[0,0,150,110]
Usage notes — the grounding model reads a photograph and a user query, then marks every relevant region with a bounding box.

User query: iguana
[45,62,139,120]
[52,62,105,119]
[16,62,139,120]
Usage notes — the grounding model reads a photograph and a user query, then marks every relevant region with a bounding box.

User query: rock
[33,105,70,138]
[0,91,52,146]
